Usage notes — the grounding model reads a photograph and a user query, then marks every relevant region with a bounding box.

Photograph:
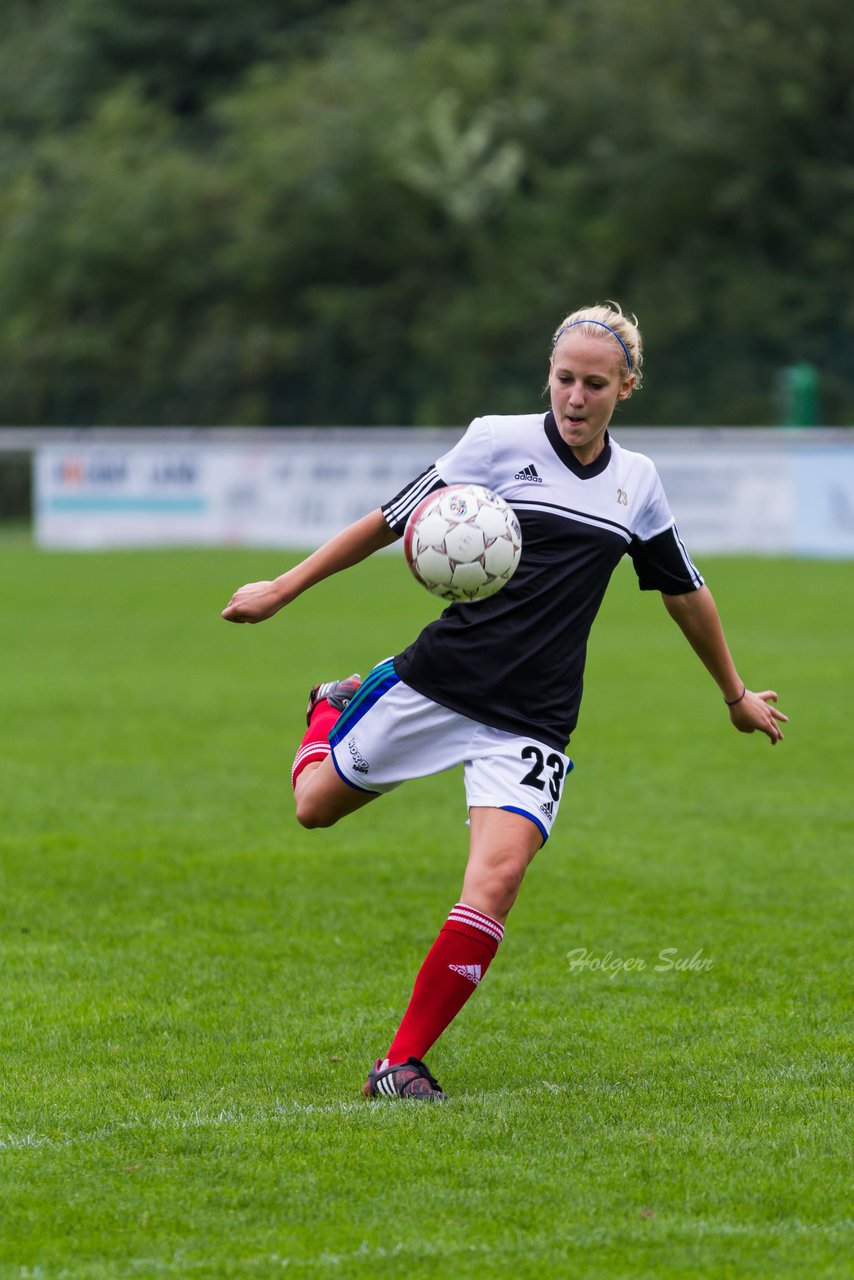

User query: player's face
[548,335,634,462]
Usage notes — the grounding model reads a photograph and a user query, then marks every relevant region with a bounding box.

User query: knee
[467,855,528,916]
[294,793,338,830]
[293,764,340,829]
[492,860,527,906]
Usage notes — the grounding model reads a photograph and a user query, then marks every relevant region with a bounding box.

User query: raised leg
[293,756,378,829]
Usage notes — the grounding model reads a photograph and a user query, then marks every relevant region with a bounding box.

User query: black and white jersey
[381,411,703,750]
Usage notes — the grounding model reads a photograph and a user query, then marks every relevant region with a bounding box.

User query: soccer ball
[403,483,523,602]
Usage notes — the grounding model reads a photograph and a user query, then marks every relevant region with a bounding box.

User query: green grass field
[0,539,850,1278]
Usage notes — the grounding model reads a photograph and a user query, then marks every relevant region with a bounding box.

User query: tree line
[0,0,851,427]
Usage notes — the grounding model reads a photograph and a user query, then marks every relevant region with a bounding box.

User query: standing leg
[366,807,542,1100]
[459,806,544,922]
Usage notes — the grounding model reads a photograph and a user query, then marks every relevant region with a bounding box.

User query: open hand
[729,689,788,745]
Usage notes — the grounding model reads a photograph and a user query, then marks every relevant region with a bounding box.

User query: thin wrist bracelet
[725,685,747,706]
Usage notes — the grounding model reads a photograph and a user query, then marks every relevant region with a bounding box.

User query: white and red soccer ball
[403,483,523,602]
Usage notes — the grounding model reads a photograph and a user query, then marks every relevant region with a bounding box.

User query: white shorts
[328,659,573,843]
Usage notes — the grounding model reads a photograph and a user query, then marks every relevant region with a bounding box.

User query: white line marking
[0,1082,581,1153]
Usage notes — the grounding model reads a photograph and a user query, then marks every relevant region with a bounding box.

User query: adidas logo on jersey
[539,800,555,819]
[514,463,543,483]
[448,963,482,985]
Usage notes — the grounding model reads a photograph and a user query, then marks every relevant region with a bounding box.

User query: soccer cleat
[364,1056,447,1102]
[305,674,362,726]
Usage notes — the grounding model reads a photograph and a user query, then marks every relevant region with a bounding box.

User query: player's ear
[617,374,635,401]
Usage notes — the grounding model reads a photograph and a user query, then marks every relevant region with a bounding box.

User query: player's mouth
[566,416,586,426]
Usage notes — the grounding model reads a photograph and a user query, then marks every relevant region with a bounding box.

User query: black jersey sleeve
[381,466,446,535]
[629,524,704,593]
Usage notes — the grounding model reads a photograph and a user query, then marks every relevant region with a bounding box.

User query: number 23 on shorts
[519,744,573,800]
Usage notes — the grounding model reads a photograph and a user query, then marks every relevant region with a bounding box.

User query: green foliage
[0,546,850,1275]
[0,2,77,157]
[0,89,232,423]
[0,0,852,425]
[65,0,357,115]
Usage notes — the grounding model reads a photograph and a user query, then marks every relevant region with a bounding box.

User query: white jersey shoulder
[608,435,675,543]
[435,413,542,488]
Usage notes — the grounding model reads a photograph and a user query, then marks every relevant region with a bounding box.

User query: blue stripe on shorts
[328,659,400,746]
[500,805,549,845]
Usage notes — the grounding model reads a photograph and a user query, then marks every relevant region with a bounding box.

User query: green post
[778,362,820,426]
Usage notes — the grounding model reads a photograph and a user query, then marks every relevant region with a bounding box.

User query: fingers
[221,602,246,623]
[733,689,788,745]
[757,690,788,742]
[760,707,785,745]
[221,583,259,622]
[220,581,279,625]
[756,691,789,723]
[753,716,783,744]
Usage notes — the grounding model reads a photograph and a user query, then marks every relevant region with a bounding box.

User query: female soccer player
[222,303,787,1101]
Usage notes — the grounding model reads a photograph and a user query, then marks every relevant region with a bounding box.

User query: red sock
[291,702,340,789]
[385,903,504,1064]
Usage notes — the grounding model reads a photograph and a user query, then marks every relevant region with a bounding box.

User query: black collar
[544,412,612,478]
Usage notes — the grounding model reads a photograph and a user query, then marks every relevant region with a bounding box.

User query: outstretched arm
[662,585,787,745]
[221,508,398,624]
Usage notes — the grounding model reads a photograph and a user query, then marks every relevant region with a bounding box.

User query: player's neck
[568,436,607,466]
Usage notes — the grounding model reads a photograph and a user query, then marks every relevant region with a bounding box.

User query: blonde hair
[551,301,643,390]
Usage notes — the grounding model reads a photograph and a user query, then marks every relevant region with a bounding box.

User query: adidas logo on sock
[449,963,482,985]
[514,463,543,483]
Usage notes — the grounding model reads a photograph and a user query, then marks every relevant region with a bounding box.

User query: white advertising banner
[34,435,450,550]
[650,449,793,554]
[33,429,854,555]
[791,445,854,557]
